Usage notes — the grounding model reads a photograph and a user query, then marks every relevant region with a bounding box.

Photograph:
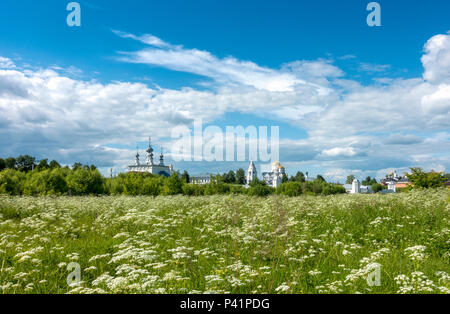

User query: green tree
[282,173,289,183]
[123,173,142,195]
[0,158,5,171]
[408,168,445,188]
[371,183,385,193]
[235,168,246,185]
[204,181,231,195]
[181,170,190,184]
[66,167,104,195]
[277,182,302,196]
[72,162,83,171]
[295,171,305,182]
[0,169,26,195]
[224,171,236,184]
[142,176,163,196]
[362,176,377,186]
[16,155,36,172]
[212,173,225,184]
[105,174,125,195]
[5,157,16,169]
[248,184,272,197]
[247,178,273,197]
[23,168,68,195]
[37,159,49,170]
[164,172,183,195]
[331,184,347,194]
[346,175,355,184]
[49,160,61,169]
[316,175,326,182]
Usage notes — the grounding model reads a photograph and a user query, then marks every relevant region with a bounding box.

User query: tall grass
[0,189,448,294]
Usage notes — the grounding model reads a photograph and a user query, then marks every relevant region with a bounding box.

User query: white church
[247,160,286,188]
[128,138,174,177]
[344,179,373,194]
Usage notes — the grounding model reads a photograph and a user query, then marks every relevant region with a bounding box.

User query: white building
[190,174,212,185]
[247,161,257,184]
[380,170,411,191]
[388,183,397,192]
[128,138,174,177]
[380,183,396,194]
[344,178,373,194]
[352,179,361,194]
[262,161,286,188]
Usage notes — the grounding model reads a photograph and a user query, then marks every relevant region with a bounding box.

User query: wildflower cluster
[0,188,448,294]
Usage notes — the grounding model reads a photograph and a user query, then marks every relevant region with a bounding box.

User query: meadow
[0,189,448,294]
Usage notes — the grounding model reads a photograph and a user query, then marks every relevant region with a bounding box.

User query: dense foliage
[0,162,346,197]
[1,156,447,197]
[407,168,447,189]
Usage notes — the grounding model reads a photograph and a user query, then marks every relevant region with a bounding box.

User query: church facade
[247,160,286,188]
[128,138,174,177]
[262,161,286,188]
[247,161,257,184]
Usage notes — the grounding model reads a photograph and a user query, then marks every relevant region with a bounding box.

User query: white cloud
[322,147,357,157]
[0,57,15,69]
[422,32,450,84]
[421,83,450,114]
[114,31,336,93]
[359,62,391,73]
[282,60,344,79]
[113,30,171,48]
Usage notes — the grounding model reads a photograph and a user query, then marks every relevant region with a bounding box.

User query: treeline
[0,165,103,196]
[0,156,346,197]
[1,156,447,197]
[213,169,326,185]
[0,167,346,197]
[0,155,102,195]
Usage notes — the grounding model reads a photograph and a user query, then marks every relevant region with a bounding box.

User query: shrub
[66,168,104,195]
[0,169,26,195]
[23,168,68,195]
[277,182,303,197]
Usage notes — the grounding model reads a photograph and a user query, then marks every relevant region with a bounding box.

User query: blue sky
[0,0,449,181]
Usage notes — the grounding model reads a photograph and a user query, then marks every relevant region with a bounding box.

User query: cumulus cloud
[421,84,450,114]
[422,32,450,84]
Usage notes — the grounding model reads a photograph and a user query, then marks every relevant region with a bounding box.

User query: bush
[248,184,273,197]
[23,168,68,195]
[182,183,206,196]
[66,168,104,195]
[163,172,183,195]
[142,176,164,196]
[408,168,446,189]
[105,175,125,195]
[277,182,303,197]
[0,169,26,195]
[371,183,386,193]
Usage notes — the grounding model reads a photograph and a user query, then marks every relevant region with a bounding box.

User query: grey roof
[191,174,212,179]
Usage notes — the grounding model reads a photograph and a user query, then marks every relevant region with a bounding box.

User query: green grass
[0,189,448,294]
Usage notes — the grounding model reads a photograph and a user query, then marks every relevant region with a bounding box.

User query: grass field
[0,189,449,294]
